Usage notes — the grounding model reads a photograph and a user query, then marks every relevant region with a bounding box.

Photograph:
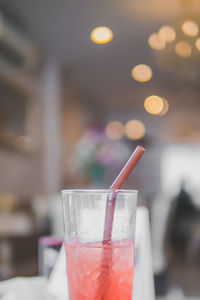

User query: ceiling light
[90,26,113,44]
[144,95,164,115]
[125,120,146,140]
[159,26,176,43]
[182,20,199,37]
[158,98,169,116]
[195,37,200,51]
[148,33,166,50]
[105,121,124,141]
[131,64,152,82]
[175,41,192,58]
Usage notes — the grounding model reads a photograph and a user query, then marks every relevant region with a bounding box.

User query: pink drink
[65,239,134,300]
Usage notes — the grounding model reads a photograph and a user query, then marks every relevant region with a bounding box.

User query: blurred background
[1,0,200,298]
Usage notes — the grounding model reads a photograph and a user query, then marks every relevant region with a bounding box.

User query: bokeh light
[15,135,27,148]
[195,37,200,51]
[182,20,199,37]
[14,135,34,152]
[158,98,169,116]
[159,26,176,43]
[90,26,113,44]
[131,64,152,82]
[105,121,124,141]
[144,95,164,115]
[175,41,192,58]
[124,120,146,140]
[148,33,166,50]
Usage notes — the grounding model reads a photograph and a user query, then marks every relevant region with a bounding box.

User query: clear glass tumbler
[62,189,137,300]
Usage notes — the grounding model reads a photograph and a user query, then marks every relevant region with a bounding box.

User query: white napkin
[0,277,48,300]
[48,245,68,300]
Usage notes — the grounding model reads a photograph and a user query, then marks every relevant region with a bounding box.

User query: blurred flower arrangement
[68,128,131,187]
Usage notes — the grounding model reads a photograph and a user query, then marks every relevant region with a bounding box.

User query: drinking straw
[103,145,145,242]
[96,146,145,298]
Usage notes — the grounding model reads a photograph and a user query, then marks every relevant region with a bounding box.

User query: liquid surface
[65,239,134,300]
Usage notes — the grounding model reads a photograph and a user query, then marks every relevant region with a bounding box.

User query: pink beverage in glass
[65,239,134,299]
[62,190,137,300]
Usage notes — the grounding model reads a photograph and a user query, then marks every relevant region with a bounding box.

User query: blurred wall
[0,59,62,198]
[0,93,44,198]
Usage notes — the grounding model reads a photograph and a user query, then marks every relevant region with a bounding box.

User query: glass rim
[61,189,138,194]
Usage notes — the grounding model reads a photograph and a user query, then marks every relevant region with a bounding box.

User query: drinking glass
[62,189,137,300]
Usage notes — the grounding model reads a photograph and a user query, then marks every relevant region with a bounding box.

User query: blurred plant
[68,128,131,187]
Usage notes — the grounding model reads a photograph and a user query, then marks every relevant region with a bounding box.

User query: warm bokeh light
[131,64,152,82]
[175,41,192,58]
[15,135,27,148]
[105,121,124,141]
[90,26,113,44]
[159,26,176,43]
[158,98,169,116]
[14,135,34,152]
[144,95,164,115]
[124,120,146,140]
[148,33,166,50]
[182,20,199,37]
[195,37,200,51]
